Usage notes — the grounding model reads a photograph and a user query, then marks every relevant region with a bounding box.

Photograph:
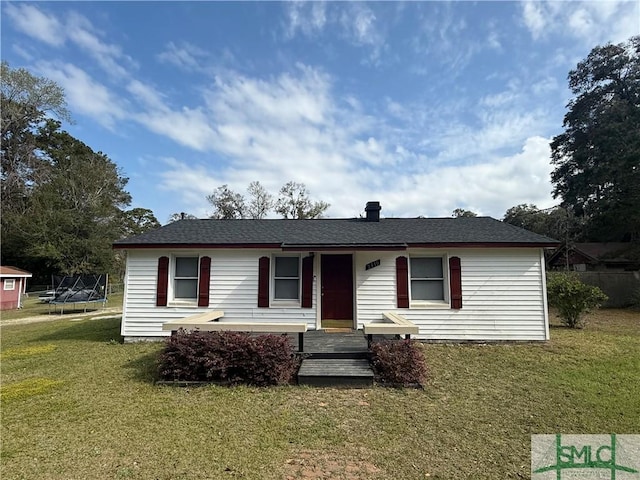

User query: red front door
[321,254,353,326]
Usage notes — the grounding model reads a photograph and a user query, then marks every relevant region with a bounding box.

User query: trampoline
[47,274,108,314]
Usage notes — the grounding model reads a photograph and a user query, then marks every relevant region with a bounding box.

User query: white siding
[121,249,317,339]
[122,247,549,341]
[355,248,548,341]
[354,252,397,327]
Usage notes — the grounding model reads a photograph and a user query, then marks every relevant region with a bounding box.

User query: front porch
[162,311,417,387]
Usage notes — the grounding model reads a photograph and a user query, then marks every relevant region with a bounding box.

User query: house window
[410,257,445,301]
[273,256,300,300]
[4,279,15,291]
[174,257,199,300]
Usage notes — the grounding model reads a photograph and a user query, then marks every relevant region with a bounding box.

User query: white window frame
[4,279,16,291]
[409,255,449,307]
[271,254,301,305]
[170,255,200,305]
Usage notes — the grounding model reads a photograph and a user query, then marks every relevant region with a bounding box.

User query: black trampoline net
[49,274,108,303]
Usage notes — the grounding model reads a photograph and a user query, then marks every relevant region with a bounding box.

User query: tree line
[1,62,160,283]
[458,36,639,255]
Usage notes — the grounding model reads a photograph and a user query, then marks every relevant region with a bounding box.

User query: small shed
[0,266,33,310]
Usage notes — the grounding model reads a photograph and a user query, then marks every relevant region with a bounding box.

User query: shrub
[370,339,427,386]
[546,272,608,328]
[157,330,300,386]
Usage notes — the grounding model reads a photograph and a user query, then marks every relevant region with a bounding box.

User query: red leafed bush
[370,339,427,386]
[158,330,300,386]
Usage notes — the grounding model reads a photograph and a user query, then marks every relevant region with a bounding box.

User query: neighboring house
[0,266,33,310]
[548,243,639,272]
[114,202,559,342]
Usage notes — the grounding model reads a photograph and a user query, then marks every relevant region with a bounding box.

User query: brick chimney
[365,201,381,222]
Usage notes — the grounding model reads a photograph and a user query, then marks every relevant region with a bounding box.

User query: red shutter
[156,256,169,306]
[198,256,211,307]
[301,255,313,308]
[258,256,270,308]
[396,256,409,308]
[449,256,462,309]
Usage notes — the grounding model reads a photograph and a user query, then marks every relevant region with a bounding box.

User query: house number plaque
[365,259,381,270]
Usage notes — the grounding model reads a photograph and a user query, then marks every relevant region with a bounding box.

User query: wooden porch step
[297,358,374,388]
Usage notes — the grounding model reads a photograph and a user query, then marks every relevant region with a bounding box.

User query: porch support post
[298,332,304,352]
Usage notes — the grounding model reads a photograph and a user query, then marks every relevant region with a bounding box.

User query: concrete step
[297,358,374,388]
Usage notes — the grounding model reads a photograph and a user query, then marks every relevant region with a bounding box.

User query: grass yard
[1,309,638,480]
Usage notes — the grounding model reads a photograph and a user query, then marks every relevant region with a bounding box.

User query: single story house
[114,202,559,342]
[548,242,639,271]
[0,266,33,310]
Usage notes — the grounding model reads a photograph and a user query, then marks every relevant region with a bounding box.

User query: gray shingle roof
[114,217,559,248]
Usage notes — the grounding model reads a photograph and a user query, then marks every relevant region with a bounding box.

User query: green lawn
[1,310,638,479]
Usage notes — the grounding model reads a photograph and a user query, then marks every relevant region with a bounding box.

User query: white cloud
[153,135,555,220]
[522,1,547,40]
[283,2,385,63]
[6,5,135,79]
[370,136,555,218]
[36,62,127,129]
[410,4,480,74]
[210,65,332,128]
[284,1,327,38]
[65,12,136,79]
[124,78,218,150]
[157,41,208,72]
[521,1,639,45]
[479,90,520,108]
[146,62,556,220]
[532,76,559,96]
[341,4,378,46]
[5,4,64,46]
[136,106,218,152]
[487,30,502,51]
[157,158,223,217]
[127,79,167,110]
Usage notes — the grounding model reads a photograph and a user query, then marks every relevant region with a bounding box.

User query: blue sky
[2,1,638,223]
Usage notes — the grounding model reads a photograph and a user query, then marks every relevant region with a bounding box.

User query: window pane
[175,257,198,277]
[175,279,198,299]
[275,257,299,278]
[411,280,444,300]
[274,279,299,299]
[411,258,443,278]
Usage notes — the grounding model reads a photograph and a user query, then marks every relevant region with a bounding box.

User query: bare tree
[246,181,273,219]
[207,184,246,219]
[275,181,330,219]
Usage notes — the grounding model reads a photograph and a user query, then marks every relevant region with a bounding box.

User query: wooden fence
[576,271,640,308]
